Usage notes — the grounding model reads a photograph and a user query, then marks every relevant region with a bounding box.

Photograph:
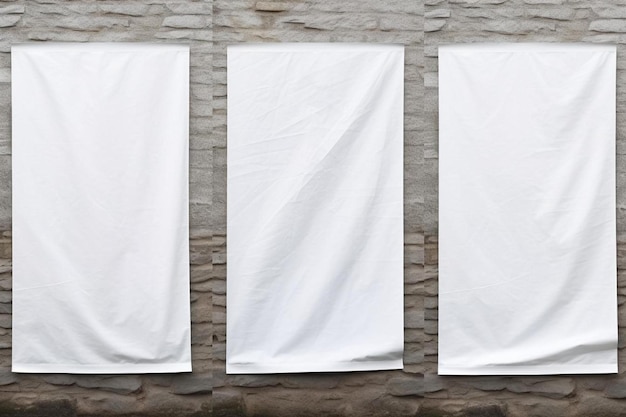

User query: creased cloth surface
[12,43,191,373]
[227,44,404,374]
[438,43,617,375]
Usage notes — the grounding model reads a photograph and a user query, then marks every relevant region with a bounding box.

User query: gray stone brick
[283,375,340,389]
[255,1,291,12]
[424,319,438,335]
[423,374,446,393]
[604,381,626,399]
[99,4,151,17]
[511,399,570,417]
[214,14,266,29]
[191,303,211,324]
[0,277,10,292]
[404,349,424,365]
[0,5,23,14]
[0,314,10,329]
[578,396,626,417]
[42,375,76,386]
[462,377,508,392]
[590,19,626,32]
[301,0,421,14]
[424,72,437,88]
[75,376,142,395]
[508,379,575,399]
[381,15,422,31]
[593,6,626,19]
[526,9,577,20]
[166,3,212,15]
[0,370,15,385]
[405,310,424,329]
[155,30,211,41]
[213,311,225,325]
[27,31,91,41]
[425,19,446,32]
[191,279,210,295]
[171,373,211,395]
[213,279,226,295]
[524,0,563,3]
[463,405,507,417]
[54,16,130,30]
[426,9,451,19]
[579,376,610,392]
[228,374,282,388]
[212,390,246,417]
[387,376,423,396]
[482,20,556,33]
[54,4,99,14]
[448,0,507,5]
[0,15,19,27]
[77,393,141,415]
[461,8,525,18]
[163,15,208,29]
[281,15,378,30]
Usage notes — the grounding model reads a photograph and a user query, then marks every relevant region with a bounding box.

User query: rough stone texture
[0,0,623,415]
[163,15,209,29]
[171,373,212,395]
[255,1,292,12]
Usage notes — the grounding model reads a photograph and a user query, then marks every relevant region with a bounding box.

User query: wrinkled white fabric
[12,43,191,373]
[438,43,617,375]
[227,44,404,374]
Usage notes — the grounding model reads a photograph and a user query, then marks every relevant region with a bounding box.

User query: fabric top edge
[11,43,190,51]
[228,43,404,52]
[438,42,616,52]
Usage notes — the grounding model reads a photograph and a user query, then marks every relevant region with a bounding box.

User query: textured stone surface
[0,0,624,415]
[74,376,142,395]
[464,404,508,417]
[163,15,209,29]
[590,19,626,32]
[604,380,626,399]
[255,1,291,12]
[387,376,424,396]
[170,373,212,395]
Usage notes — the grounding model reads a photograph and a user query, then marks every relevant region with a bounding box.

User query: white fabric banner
[438,43,617,375]
[12,43,191,373]
[227,44,404,374]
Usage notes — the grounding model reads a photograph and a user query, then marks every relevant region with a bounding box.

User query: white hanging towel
[227,43,405,373]
[12,43,191,373]
[438,43,617,375]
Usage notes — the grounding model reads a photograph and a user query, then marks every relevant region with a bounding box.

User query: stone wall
[0,0,624,416]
